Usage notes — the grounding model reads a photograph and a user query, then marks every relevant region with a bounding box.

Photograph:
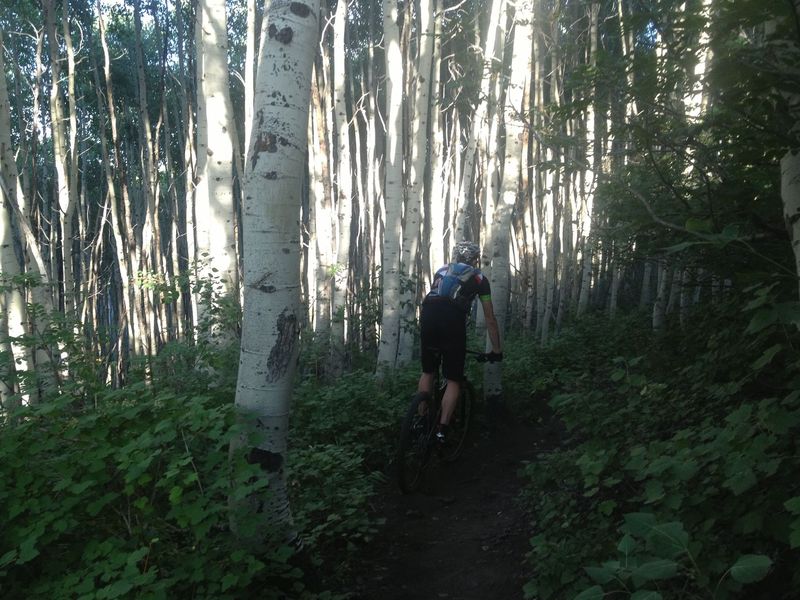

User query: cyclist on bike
[417,241,503,444]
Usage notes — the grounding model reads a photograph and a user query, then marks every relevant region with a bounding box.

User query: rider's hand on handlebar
[487,351,503,363]
[476,352,503,363]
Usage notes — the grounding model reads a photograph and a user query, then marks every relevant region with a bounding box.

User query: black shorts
[420,299,467,382]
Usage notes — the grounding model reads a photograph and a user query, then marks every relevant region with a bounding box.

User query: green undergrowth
[0,326,416,598]
[512,291,800,599]
[0,387,300,599]
[287,367,418,583]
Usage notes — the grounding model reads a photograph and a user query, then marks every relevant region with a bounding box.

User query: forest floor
[343,404,561,600]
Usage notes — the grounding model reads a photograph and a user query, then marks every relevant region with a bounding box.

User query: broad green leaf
[723,466,757,496]
[672,459,698,481]
[729,554,772,583]
[573,585,604,600]
[0,550,17,568]
[221,573,239,591]
[18,536,39,564]
[598,500,617,516]
[617,534,636,555]
[745,309,777,334]
[784,497,800,514]
[646,521,689,558]
[631,559,678,587]
[751,344,783,370]
[523,581,538,599]
[102,580,133,599]
[631,592,663,600]
[585,565,616,584]
[644,480,665,504]
[790,529,800,549]
[623,512,657,537]
[736,511,764,534]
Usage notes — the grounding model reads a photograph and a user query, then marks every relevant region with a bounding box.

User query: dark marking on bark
[269,23,294,44]
[251,272,275,293]
[250,131,274,168]
[266,310,298,383]
[266,171,278,180]
[247,447,284,473]
[290,2,311,17]
[282,248,290,254]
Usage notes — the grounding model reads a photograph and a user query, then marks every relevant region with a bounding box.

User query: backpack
[431,262,478,310]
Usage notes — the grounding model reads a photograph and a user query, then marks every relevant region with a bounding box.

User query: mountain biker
[417,241,503,444]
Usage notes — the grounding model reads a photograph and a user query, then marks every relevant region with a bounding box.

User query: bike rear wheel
[397,392,436,493]
[439,380,474,463]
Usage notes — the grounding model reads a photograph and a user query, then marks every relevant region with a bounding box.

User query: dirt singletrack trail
[350,408,556,600]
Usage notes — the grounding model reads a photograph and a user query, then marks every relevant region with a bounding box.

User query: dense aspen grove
[0,0,799,598]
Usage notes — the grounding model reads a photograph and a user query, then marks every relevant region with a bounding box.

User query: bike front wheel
[397,392,435,493]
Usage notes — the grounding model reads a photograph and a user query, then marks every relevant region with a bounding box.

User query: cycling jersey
[420,263,492,381]
[424,263,492,313]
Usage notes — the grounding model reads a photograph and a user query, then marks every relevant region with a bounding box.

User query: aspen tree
[428,2,446,275]
[0,37,23,408]
[477,5,509,333]
[773,5,800,301]
[43,0,76,318]
[652,258,668,331]
[540,7,563,344]
[485,0,530,403]
[195,0,239,336]
[311,58,334,334]
[331,0,353,366]
[234,0,319,543]
[783,150,800,300]
[453,0,505,240]
[532,7,546,336]
[396,0,437,365]
[576,0,599,317]
[2,28,57,401]
[377,0,405,370]
[96,1,141,359]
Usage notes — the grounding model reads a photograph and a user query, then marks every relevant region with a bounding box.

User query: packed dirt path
[350,409,555,600]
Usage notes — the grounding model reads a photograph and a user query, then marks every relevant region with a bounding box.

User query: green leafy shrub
[517,299,800,599]
[0,389,299,599]
[287,368,416,564]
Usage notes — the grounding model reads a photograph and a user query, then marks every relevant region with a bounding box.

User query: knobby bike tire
[397,392,436,493]
[439,380,474,463]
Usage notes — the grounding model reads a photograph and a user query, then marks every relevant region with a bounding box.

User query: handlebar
[466,349,503,363]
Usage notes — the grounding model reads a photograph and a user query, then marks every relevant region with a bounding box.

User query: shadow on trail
[348,407,558,600]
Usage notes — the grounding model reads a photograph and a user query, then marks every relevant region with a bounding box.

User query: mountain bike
[396,350,488,493]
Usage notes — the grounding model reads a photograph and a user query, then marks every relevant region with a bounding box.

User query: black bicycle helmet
[452,241,480,265]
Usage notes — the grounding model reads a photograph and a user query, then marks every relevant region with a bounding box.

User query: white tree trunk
[639,259,653,307]
[331,0,353,361]
[0,40,23,408]
[652,258,668,331]
[782,149,800,301]
[396,0,436,366]
[44,0,76,318]
[484,0,528,403]
[576,2,599,318]
[196,0,239,318]
[234,0,319,543]
[453,0,505,240]
[428,4,446,276]
[377,0,405,370]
